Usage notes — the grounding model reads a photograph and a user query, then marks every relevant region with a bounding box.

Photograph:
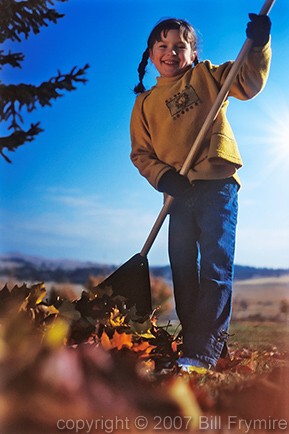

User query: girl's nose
[171,49,177,55]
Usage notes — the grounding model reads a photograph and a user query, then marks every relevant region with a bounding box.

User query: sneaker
[179,365,209,374]
[177,357,212,373]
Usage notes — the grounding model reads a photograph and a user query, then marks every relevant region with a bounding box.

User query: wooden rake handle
[140,0,275,258]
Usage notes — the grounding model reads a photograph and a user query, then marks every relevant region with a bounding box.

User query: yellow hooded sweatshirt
[130,41,271,189]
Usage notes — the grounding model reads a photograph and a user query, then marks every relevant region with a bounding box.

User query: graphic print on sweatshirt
[165,85,201,120]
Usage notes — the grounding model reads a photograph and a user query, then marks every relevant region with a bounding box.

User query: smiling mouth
[162,60,178,66]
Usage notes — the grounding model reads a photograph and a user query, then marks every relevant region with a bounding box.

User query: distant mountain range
[0,252,288,284]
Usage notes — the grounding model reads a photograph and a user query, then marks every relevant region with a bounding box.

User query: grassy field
[164,320,289,358]
[229,320,289,353]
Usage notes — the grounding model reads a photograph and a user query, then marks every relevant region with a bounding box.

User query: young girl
[130,15,271,370]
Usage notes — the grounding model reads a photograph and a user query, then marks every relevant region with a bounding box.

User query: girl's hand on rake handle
[158,169,191,197]
[246,13,271,47]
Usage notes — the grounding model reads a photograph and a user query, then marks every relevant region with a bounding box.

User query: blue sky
[0,0,289,268]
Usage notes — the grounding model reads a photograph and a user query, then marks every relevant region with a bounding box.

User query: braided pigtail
[134,48,150,94]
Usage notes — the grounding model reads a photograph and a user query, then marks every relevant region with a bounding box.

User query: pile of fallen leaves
[0,283,288,434]
[0,282,180,367]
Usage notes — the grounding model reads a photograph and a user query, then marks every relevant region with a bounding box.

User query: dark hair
[134,18,199,94]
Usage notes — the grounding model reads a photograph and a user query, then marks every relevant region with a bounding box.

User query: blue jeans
[168,178,239,367]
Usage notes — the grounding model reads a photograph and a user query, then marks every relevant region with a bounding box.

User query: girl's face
[149,29,196,78]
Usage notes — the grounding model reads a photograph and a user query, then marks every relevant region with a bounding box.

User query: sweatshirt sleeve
[130,94,171,190]
[209,39,272,100]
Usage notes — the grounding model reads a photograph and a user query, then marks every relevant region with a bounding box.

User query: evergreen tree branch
[0,122,43,162]
[0,64,89,127]
[0,0,68,43]
[0,1,90,163]
[0,50,24,70]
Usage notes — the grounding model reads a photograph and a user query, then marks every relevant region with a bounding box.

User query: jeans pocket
[201,179,238,210]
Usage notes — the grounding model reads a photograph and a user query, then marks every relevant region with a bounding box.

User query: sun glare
[251,97,289,179]
[266,113,289,154]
